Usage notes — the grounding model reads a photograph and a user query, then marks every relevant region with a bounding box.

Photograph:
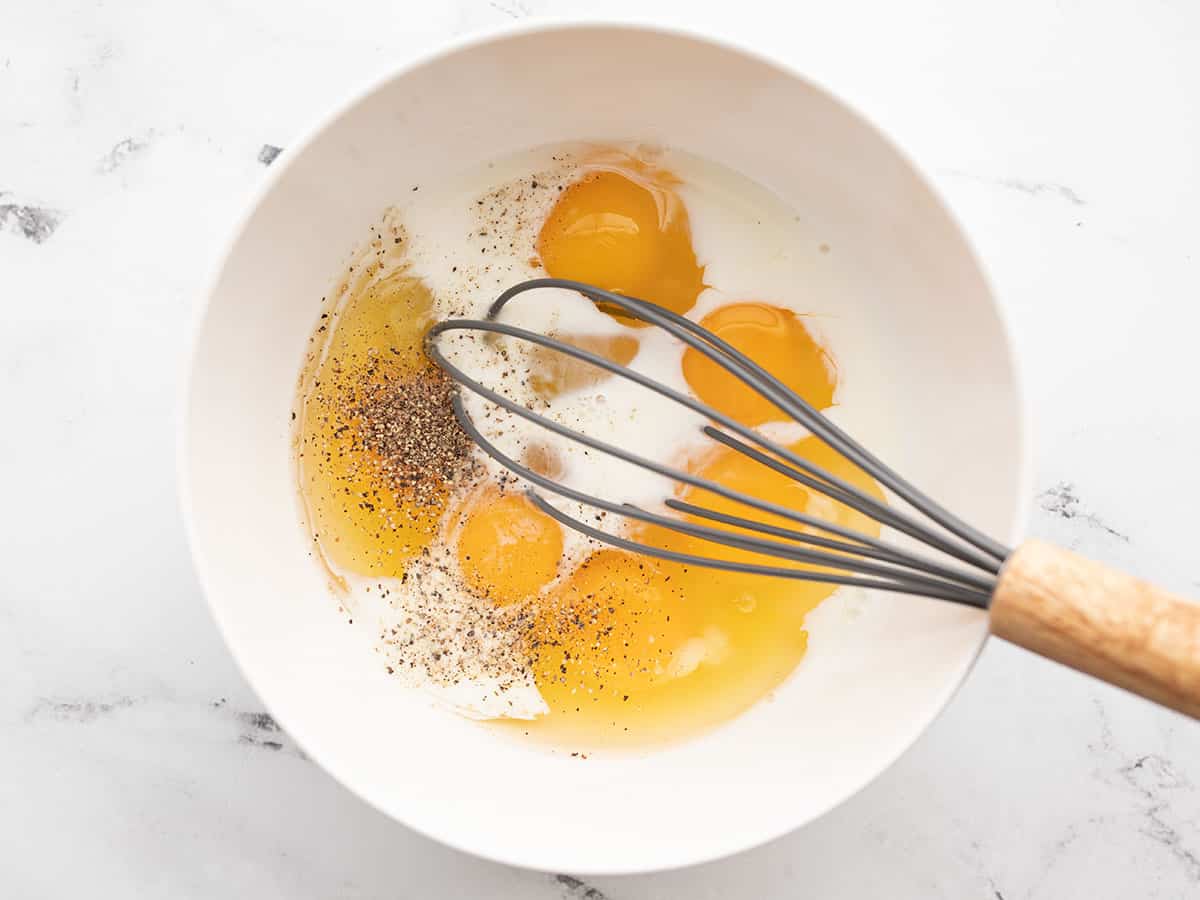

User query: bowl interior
[182,24,1024,874]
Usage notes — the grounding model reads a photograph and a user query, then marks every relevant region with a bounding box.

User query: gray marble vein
[0,193,63,243]
[556,873,611,899]
[488,0,533,18]
[97,135,153,173]
[1037,482,1130,542]
[26,696,139,723]
[257,143,283,166]
[940,171,1086,205]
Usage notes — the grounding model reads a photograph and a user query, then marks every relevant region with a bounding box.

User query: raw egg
[297,268,446,579]
[538,166,705,324]
[682,302,837,426]
[455,489,563,606]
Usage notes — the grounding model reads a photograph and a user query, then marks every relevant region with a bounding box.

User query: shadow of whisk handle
[991,540,1200,719]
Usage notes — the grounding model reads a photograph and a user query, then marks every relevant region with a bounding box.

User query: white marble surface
[3,1,1200,896]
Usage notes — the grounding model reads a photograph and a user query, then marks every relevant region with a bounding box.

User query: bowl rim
[177,16,1033,874]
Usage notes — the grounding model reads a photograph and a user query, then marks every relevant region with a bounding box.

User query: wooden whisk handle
[991,539,1200,719]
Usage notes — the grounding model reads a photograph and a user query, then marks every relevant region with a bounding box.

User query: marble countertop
[3,1,1199,896]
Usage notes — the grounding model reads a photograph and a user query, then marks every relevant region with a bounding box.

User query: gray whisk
[426,278,1007,610]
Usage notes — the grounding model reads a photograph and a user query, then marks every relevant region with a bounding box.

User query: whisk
[427,278,1200,719]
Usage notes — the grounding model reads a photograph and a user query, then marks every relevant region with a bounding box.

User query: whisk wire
[698,425,999,571]
[530,495,992,608]
[663,499,995,593]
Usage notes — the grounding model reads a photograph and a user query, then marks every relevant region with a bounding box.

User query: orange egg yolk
[297,269,444,580]
[528,550,697,708]
[537,168,705,324]
[682,302,837,426]
[515,435,884,746]
[456,490,563,606]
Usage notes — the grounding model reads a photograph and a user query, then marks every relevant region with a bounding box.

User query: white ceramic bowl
[181,21,1028,874]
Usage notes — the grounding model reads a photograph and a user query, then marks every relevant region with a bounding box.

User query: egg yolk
[537,168,705,325]
[297,268,444,579]
[528,550,697,706]
[515,434,885,746]
[682,302,837,426]
[456,490,563,606]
